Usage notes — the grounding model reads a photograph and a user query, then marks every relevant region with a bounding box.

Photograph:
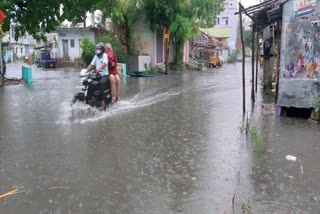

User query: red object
[0,9,6,23]
[107,50,119,75]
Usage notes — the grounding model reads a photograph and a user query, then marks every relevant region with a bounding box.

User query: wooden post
[275,21,281,104]
[164,27,170,75]
[255,30,259,93]
[239,3,246,113]
[251,24,255,102]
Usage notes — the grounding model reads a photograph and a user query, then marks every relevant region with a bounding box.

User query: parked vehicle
[71,69,112,110]
[40,50,57,68]
[236,54,243,62]
[206,50,222,68]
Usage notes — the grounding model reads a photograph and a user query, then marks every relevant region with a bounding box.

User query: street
[0,62,320,213]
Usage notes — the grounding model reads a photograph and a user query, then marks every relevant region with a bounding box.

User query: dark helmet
[96,43,105,57]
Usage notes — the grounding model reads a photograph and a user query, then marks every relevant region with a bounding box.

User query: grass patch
[242,199,251,214]
[144,63,161,74]
[244,117,264,152]
[313,96,320,120]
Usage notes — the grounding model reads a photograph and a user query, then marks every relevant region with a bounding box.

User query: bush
[227,52,237,63]
[144,63,160,74]
[80,36,95,67]
[97,33,127,63]
[197,61,204,70]
[13,53,18,61]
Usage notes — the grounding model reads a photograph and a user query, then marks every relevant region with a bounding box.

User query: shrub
[197,61,204,70]
[80,35,95,67]
[227,52,237,63]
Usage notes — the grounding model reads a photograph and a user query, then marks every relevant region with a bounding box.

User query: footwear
[116,97,120,102]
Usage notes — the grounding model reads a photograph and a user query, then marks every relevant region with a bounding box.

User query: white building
[213,0,238,50]
[2,23,37,60]
[56,27,104,61]
[2,23,58,62]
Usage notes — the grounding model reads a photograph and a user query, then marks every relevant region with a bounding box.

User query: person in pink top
[105,43,120,102]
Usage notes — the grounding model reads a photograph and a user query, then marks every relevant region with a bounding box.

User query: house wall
[3,25,37,59]
[132,17,189,68]
[215,0,238,49]
[132,18,157,65]
[278,0,320,108]
[57,28,95,61]
[13,45,25,58]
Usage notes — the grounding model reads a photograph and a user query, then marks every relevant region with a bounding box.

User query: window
[225,19,229,26]
[217,18,220,25]
[71,39,75,48]
[21,48,23,54]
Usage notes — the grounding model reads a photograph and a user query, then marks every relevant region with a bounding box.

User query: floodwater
[0,62,319,213]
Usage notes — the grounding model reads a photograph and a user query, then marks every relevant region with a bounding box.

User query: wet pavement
[0,61,320,213]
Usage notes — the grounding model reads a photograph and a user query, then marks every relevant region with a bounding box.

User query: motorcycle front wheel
[71,92,85,105]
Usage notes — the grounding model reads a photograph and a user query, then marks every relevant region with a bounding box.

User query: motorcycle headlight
[80,69,89,76]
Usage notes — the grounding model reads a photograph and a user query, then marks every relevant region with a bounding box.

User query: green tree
[98,0,142,55]
[143,0,224,68]
[243,29,252,49]
[0,0,103,40]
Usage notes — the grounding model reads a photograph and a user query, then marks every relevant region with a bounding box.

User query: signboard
[164,27,170,41]
[294,0,317,17]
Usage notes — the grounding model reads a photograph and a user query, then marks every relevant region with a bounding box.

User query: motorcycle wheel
[71,93,85,105]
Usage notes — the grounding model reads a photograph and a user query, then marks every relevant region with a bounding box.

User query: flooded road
[0,62,320,213]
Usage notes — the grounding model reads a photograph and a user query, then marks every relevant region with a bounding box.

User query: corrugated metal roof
[194,31,229,49]
[200,28,232,39]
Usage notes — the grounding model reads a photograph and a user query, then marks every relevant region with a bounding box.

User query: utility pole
[251,24,255,102]
[239,3,246,114]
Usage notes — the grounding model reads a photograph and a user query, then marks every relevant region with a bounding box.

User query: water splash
[56,90,181,125]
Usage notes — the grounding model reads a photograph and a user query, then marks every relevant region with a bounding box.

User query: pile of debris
[4,78,25,86]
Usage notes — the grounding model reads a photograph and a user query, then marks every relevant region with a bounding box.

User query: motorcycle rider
[86,43,109,109]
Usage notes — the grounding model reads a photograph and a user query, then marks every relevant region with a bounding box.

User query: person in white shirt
[86,43,109,109]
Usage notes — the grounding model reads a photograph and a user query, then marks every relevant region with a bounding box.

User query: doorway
[62,39,69,60]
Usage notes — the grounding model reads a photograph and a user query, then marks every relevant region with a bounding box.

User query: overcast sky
[240,0,261,7]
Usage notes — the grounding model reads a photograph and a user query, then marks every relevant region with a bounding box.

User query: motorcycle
[72,69,112,110]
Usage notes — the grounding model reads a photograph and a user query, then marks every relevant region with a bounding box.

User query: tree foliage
[0,0,106,40]
[98,0,142,54]
[244,29,252,49]
[97,33,127,62]
[1,0,224,67]
[143,0,224,67]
